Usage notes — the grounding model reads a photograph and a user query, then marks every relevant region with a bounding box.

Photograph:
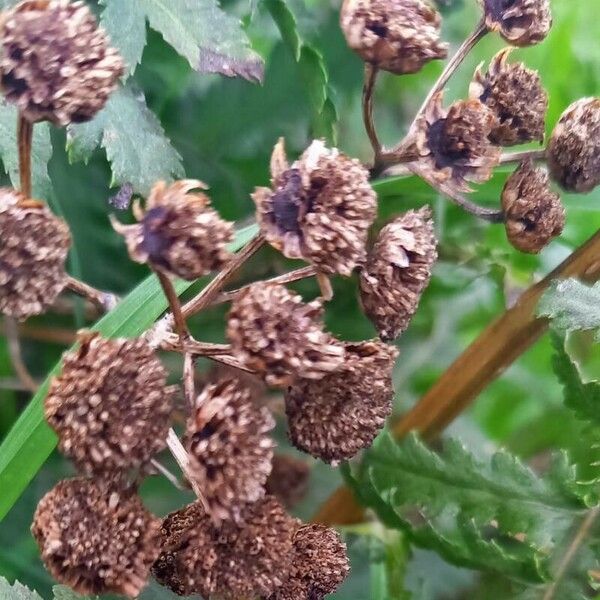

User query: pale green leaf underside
[67,85,184,196]
[0,577,43,600]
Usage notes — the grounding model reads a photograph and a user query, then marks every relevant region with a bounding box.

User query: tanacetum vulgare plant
[1,0,600,598]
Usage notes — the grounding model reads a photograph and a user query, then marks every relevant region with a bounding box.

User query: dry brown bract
[480,0,551,46]
[266,454,311,510]
[339,0,448,75]
[470,48,547,146]
[0,188,70,319]
[185,379,275,523]
[360,206,437,341]
[32,478,160,598]
[286,340,398,463]
[502,160,564,254]
[253,139,377,276]
[45,332,174,476]
[547,98,600,194]
[413,94,501,194]
[269,524,350,600]
[0,0,124,125]
[227,283,345,387]
[113,180,234,280]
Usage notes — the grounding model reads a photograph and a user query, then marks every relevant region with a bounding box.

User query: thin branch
[500,148,547,165]
[363,64,382,166]
[316,271,334,301]
[162,338,232,356]
[207,354,258,375]
[150,458,185,490]
[154,269,189,339]
[182,234,265,319]
[65,276,118,313]
[542,507,600,600]
[183,352,196,410]
[17,113,33,198]
[4,317,37,393]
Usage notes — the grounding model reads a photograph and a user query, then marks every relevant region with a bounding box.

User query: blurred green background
[1,0,599,597]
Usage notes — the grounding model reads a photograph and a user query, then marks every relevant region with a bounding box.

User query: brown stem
[183,352,196,409]
[313,227,600,525]
[4,317,37,393]
[500,148,547,165]
[182,234,265,318]
[207,354,258,375]
[65,276,118,314]
[542,507,600,600]
[316,272,334,301]
[17,113,33,198]
[363,64,382,167]
[154,270,189,339]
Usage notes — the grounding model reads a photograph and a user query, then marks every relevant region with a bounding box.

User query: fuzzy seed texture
[481,0,552,46]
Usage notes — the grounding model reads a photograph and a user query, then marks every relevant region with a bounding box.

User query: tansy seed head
[32,478,160,598]
[340,0,448,75]
[45,332,174,476]
[0,0,124,125]
[502,159,564,253]
[0,188,70,319]
[547,98,600,194]
[253,139,377,276]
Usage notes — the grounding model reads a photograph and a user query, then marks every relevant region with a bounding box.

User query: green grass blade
[0,224,258,521]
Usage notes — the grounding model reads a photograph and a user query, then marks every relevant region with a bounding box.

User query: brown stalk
[313,227,600,525]
[363,64,383,168]
[65,276,118,314]
[500,148,547,165]
[17,112,33,198]
[154,269,189,339]
[4,316,37,392]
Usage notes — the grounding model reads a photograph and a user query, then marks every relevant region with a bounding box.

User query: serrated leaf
[0,102,52,199]
[0,224,258,522]
[0,578,43,600]
[263,0,337,142]
[67,85,184,196]
[538,279,600,340]
[349,433,588,583]
[100,0,263,82]
[52,586,96,600]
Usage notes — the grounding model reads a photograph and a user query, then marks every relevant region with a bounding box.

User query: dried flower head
[185,379,275,523]
[480,0,551,46]
[152,502,219,598]
[253,139,377,276]
[0,0,124,125]
[360,206,437,341]
[547,98,600,193]
[502,160,564,253]
[45,332,174,475]
[0,188,70,319]
[340,0,448,75]
[32,478,160,597]
[113,180,234,280]
[269,524,350,600]
[266,454,311,510]
[286,340,398,463]
[470,48,548,146]
[414,94,501,193]
[227,283,345,387]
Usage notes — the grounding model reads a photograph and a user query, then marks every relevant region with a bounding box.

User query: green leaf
[349,432,587,583]
[100,0,264,82]
[52,586,95,600]
[263,0,338,142]
[0,102,53,199]
[0,224,258,522]
[67,85,184,196]
[538,279,600,340]
[0,577,42,600]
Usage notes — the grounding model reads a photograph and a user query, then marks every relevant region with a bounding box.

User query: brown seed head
[480,0,551,46]
[547,98,600,193]
[32,478,160,598]
[269,524,350,600]
[360,206,438,341]
[470,48,548,146]
[286,340,398,463]
[502,160,564,253]
[340,0,448,75]
[414,94,501,193]
[253,139,377,276]
[45,332,174,475]
[0,0,124,125]
[113,180,234,280]
[227,282,345,387]
[0,188,70,319]
[185,379,275,523]
[266,454,311,510]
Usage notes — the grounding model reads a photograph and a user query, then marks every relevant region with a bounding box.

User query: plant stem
[65,276,118,313]
[17,113,33,198]
[542,507,600,600]
[4,317,37,393]
[150,458,185,490]
[182,352,196,409]
[207,354,257,375]
[500,148,547,165]
[182,234,265,318]
[154,269,189,339]
[363,64,382,168]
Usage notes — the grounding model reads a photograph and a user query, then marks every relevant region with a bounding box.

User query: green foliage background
[1,0,600,598]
